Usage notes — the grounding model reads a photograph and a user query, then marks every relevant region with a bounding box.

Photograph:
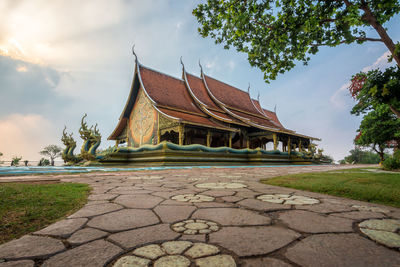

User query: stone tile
[193,202,233,208]
[154,255,190,267]
[114,194,163,209]
[162,241,193,255]
[331,211,386,220]
[34,218,87,237]
[179,234,206,242]
[0,235,64,260]
[278,210,354,233]
[195,254,236,267]
[285,234,400,267]
[87,209,159,232]
[0,260,35,267]
[67,227,108,245]
[68,203,123,218]
[153,205,196,223]
[160,199,193,206]
[88,193,118,201]
[184,243,219,258]
[113,256,150,267]
[203,190,236,197]
[151,191,177,199]
[358,219,400,248]
[171,194,214,203]
[195,182,247,189]
[359,219,400,232]
[133,244,165,259]
[192,208,271,226]
[241,257,292,267]
[238,199,291,211]
[210,226,300,257]
[42,240,122,267]
[295,202,356,213]
[109,188,153,195]
[221,196,244,202]
[109,224,180,249]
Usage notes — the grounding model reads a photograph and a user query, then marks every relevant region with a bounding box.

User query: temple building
[108,53,319,160]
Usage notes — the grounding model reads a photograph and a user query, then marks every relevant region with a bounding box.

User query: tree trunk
[390,105,400,119]
[361,5,400,67]
[51,158,54,166]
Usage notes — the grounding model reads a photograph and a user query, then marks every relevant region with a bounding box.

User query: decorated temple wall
[128,87,158,147]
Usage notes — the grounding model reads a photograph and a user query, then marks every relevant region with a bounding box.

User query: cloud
[362,51,394,72]
[0,55,67,116]
[330,82,352,108]
[0,114,61,161]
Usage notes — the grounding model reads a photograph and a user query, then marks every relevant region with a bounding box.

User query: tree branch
[311,36,382,47]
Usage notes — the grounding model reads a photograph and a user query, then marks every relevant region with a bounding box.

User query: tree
[40,145,62,166]
[0,152,3,164]
[193,0,400,81]
[340,146,382,164]
[11,156,22,166]
[354,104,400,161]
[349,66,400,118]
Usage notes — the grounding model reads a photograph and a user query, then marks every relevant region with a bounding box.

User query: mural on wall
[129,88,157,146]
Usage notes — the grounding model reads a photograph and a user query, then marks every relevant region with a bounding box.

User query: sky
[0,0,399,163]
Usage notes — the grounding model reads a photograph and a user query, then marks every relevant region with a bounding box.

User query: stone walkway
[0,165,399,267]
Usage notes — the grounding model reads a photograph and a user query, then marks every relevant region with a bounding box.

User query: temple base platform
[92,141,321,167]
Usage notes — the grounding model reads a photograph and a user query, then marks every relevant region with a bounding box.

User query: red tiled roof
[158,107,233,130]
[204,75,261,114]
[229,109,281,130]
[186,73,220,110]
[263,108,285,129]
[140,66,200,114]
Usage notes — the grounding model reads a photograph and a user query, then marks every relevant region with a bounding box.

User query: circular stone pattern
[113,241,237,267]
[352,205,389,213]
[358,219,400,248]
[171,194,215,203]
[195,182,247,189]
[256,194,320,205]
[172,219,220,235]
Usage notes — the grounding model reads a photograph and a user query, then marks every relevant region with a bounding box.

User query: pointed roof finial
[247,83,251,94]
[257,91,260,102]
[274,104,277,113]
[132,44,138,62]
[180,56,184,68]
[198,59,204,74]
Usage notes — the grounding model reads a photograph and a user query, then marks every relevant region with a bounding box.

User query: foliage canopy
[354,104,400,160]
[350,66,400,118]
[193,0,400,81]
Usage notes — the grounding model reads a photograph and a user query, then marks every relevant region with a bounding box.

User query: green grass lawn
[261,168,400,208]
[0,183,89,244]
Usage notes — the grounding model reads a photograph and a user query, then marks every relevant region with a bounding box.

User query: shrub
[382,151,400,171]
[38,158,50,166]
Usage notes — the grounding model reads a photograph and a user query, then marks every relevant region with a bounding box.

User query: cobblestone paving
[0,165,399,267]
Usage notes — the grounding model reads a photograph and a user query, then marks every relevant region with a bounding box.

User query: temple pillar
[115,140,119,147]
[157,129,161,144]
[178,125,184,146]
[229,134,232,148]
[288,137,291,155]
[273,133,278,150]
[299,140,302,152]
[246,137,250,149]
[207,130,211,147]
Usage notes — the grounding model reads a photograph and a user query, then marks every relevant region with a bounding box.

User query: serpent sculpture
[79,114,101,161]
[61,126,79,164]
